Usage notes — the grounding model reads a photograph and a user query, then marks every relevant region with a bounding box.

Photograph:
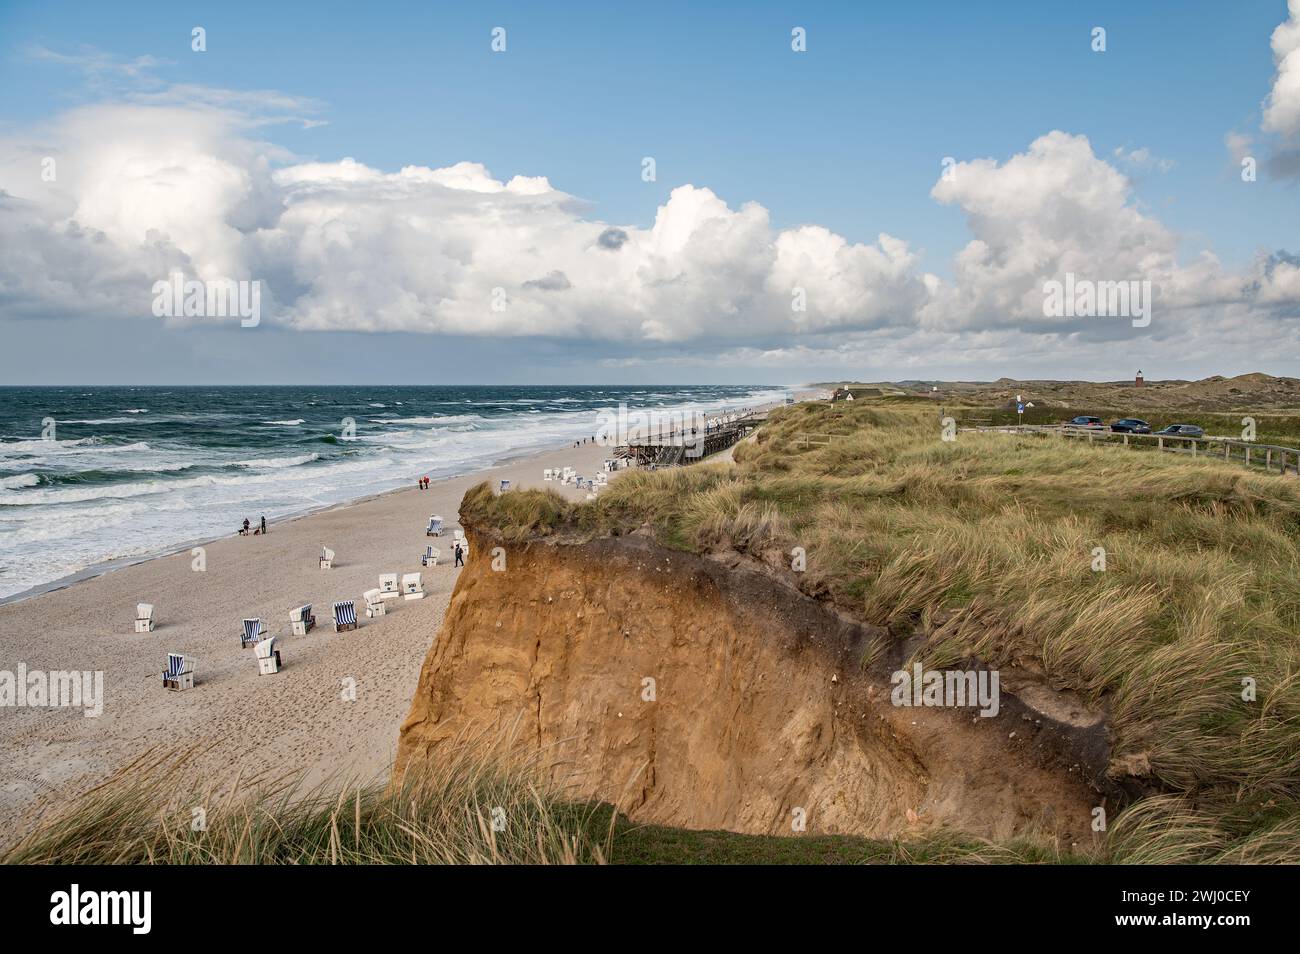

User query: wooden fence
[959,424,1300,477]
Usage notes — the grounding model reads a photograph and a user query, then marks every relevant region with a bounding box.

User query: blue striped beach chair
[421,546,439,567]
[162,653,194,691]
[333,600,357,632]
[241,618,265,647]
[426,516,443,537]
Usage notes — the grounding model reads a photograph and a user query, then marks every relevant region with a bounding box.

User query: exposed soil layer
[396,528,1112,843]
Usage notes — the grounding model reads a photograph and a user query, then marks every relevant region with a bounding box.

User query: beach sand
[0,437,622,841]
[0,391,823,845]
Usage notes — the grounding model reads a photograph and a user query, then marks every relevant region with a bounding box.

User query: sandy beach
[0,436,623,841]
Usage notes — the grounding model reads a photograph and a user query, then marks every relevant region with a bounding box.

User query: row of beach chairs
[158,525,453,692]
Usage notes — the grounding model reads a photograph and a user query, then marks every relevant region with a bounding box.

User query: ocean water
[0,384,787,601]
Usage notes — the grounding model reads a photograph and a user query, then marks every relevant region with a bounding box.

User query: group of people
[417,476,430,490]
[239,515,268,536]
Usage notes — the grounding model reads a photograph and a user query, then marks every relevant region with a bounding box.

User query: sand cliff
[396,524,1113,843]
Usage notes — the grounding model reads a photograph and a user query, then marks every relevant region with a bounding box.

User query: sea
[0,384,788,602]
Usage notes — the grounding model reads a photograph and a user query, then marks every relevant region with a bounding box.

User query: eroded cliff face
[396,529,1107,842]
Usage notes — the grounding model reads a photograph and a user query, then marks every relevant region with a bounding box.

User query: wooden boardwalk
[621,413,765,467]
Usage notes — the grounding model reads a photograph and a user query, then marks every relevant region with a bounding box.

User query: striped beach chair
[499,479,511,492]
[241,618,265,647]
[134,602,155,633]
[421,545,439,567]
[162,653,194,691]
[426,516,443,537]
[333,600,357,632]
[290,604,315,636]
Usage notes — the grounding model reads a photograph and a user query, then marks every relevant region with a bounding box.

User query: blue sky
[0,0,1297,383]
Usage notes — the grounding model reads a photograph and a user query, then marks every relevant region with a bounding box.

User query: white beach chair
[240,618,265,648]
[254,636,281,675]
[543,468,554,481]
[134,602,155,633]
[162,653,195,692]
[421,546,439,567]
[499,479,511,492]
[333,600,358,632]
[290,604,315,636]
[364,588,387,618]
[426,516,443,537]
[320,547,335,570]
[401,572,424,600]
[379,572,401,599]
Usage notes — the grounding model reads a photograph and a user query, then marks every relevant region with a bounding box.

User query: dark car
[1066,416,1105,428]
[1110,418,1152,434]
[1155,423,1205,439]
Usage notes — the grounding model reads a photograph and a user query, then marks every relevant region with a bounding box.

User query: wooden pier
[620,413,765,467]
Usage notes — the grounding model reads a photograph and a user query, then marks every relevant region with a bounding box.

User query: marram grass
[466,399,1300,862]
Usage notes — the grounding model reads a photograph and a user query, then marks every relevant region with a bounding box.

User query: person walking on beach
[454,543,464,567]
[241,518,250,536]
[260,514,267,534]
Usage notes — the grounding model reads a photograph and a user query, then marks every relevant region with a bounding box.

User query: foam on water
[0,384,788,599]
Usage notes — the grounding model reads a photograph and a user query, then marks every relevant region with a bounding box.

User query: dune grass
[3,728,611,865]
[466,399,1300,861]
[14,400,1298,864]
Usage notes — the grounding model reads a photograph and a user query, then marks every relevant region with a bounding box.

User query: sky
[0,0,1297,385]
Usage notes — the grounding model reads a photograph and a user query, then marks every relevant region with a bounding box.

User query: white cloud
[1112,146,1175,173]
[0,102,1296,374]
[1263,0,1300,139]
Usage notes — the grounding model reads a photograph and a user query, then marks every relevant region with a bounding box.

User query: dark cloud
[522,270,572,291]
[596,227,628,250]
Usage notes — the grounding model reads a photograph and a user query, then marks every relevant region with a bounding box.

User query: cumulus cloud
[1263,0,1300,139]
[0,98,1296,372]
[0,102,931,344]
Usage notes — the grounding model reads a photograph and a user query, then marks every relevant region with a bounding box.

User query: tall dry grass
[3,727,610,865]
[467,399,1300,860]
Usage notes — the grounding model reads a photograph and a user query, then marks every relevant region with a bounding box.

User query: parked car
[1065,416,1105,428]
[1110,418,1152,434]
[1155,424,1205,439]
